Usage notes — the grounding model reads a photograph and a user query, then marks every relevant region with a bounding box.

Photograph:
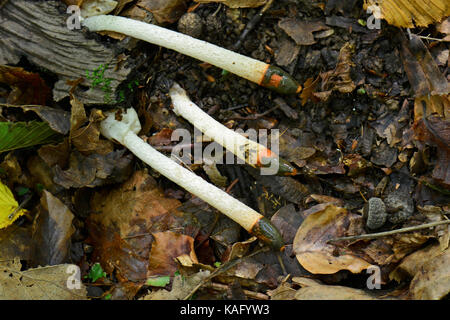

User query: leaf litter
[0,0,449,300]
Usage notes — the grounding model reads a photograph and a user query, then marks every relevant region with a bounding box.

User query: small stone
[363,197,387,230]
[178,12,203,38]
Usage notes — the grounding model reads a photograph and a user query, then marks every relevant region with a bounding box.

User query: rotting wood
[0,0,131,104]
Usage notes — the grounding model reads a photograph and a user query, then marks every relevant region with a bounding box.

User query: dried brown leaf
[0,258,87,300]
[137,0,187,24]
[31,191,75,266]
[300,76,320,106]
[194,0,266,9]
[293,203,372,274]
[295,284,377,300]
[279,19,329,46]
[315,42,356,100]
[142,270,210,300]
[54,149,133,188]
[409,248,450,299]
[147,231,198,277]
[364,0,450,28]
[0,65,51,105]
[390,243,444,282]
[87,171,198,285]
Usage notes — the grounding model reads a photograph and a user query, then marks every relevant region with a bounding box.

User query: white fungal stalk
[100,108,284,250]
[81,15,301,94]
[170,83,266,165]
[169,83,296,175]
[83,15,265,83]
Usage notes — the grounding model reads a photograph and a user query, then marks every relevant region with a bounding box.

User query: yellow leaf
[0,181,27,229]
[364,0,450,28]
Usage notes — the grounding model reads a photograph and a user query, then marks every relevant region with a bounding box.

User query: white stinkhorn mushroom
[99,107,284,250]
[169,82,297,176]
[81,15,302,95]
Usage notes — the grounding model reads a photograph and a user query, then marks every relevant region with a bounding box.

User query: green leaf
[0,121,61,153]
[16,187,30,196]
[85,263,107,282]
[146,276,171,287]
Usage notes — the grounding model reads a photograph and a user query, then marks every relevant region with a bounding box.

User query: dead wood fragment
[0,0,131,104]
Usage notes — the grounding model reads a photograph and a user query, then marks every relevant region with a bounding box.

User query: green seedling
[35,183,44,193]
[118,79,140,103]
[85,262,107,282]
[146,276,171,287]
[16,186,30,196]
[86,64,114,103]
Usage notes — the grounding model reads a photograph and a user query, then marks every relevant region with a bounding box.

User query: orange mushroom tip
[256,149,298,176]
[259,65,302,95]
[249,217,284,251]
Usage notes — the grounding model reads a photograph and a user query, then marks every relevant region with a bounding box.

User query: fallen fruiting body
[82,15,302,95]
[169,83,297,176]
[99,107,284,250]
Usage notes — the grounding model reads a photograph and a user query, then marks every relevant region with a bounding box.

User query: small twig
[183,247,269,300]
[8,193,32,220]
[208,282,269,300]
[328,220,450,243]
[276,252,287,275]
[232,0,274,51]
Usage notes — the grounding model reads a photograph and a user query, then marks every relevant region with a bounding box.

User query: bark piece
[0,0,131,104]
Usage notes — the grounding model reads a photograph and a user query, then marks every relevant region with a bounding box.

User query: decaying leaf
[0,226,32,260]
[390,243,444,282]
[409,248,450,299]
[194,0,266,9]
[363,0,450,28]
[295,283,377,300]
[31,190,75,266]
[412,95,450,187]
[293,203,372,274]
[1,104,71,135]
[293,276,378,300]
[137,0,187,24]
[279,19,329,46]
[437,17,450,41]
[300,76,320,106]
[0,65,51,105]
[80,0,118,18]
[87,170,199,286]
[0,258,87,300]
[142,270,210,300]
[267,282,296,300]
[314,42,356,101]
[53,149,133,188]
[399,33,449,97]
[203,159,227,187]
[147,231,198,277]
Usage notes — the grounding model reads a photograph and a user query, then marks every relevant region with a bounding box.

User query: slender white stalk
[82,15,268,85]
[169,83,267,166]
[100,108,262,231]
